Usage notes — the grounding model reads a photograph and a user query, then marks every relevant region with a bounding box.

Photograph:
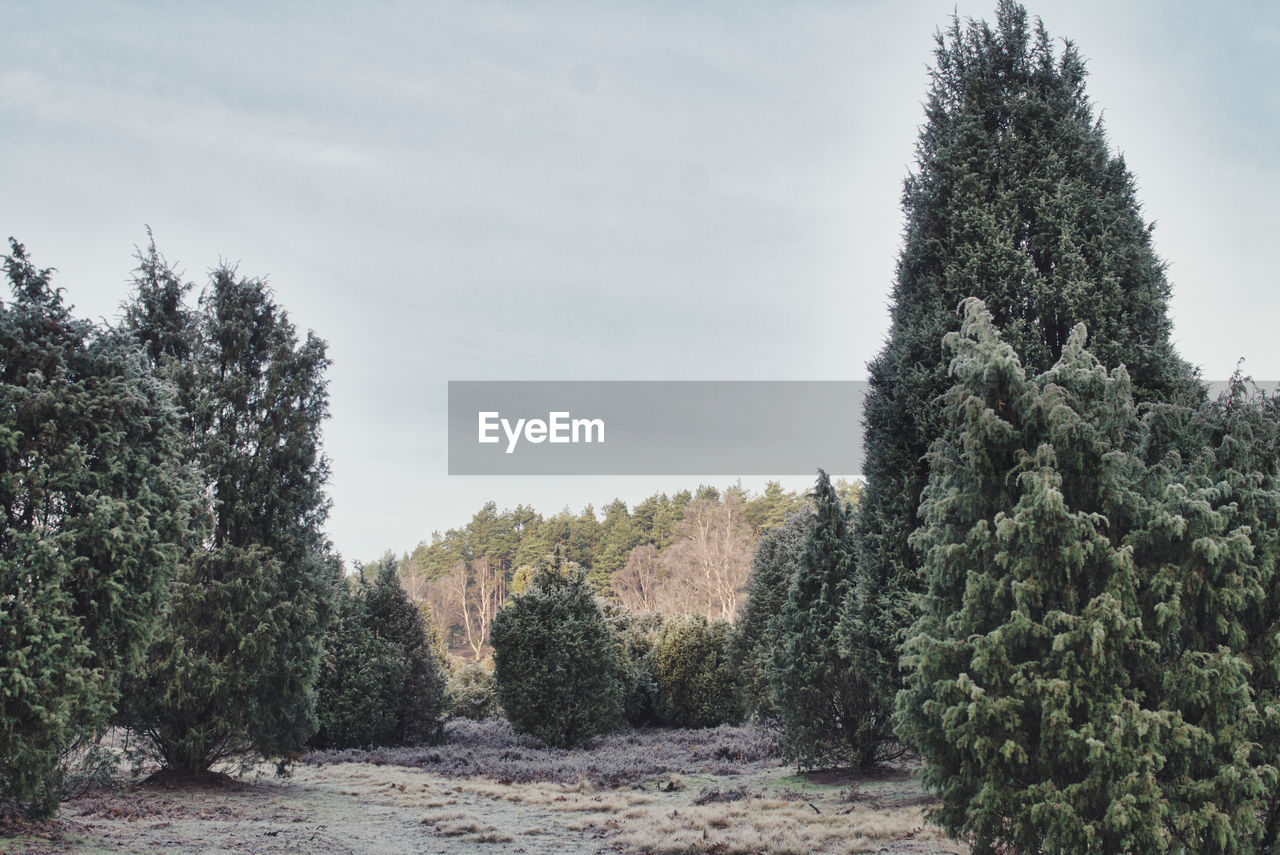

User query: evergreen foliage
[602,605,664,726]
[490,555,624,747]
[362,556,448,744]
[900,299,1279,855]
[0,241,194,816]
[731,509,812,721]
[650,613,742,728]
[118,258,340,775]
[844,0,1200,760]
[445,661,501,720]
[312,557,447,749]
[311,580,406,750]
[769,471,880,768]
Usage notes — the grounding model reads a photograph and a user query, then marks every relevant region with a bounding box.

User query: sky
[3,1,1278,565]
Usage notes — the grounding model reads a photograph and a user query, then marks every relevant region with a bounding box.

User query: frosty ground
[0,722,965,855]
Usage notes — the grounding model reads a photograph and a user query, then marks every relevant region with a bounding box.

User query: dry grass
[297,753,965,854]
[1,724,966,854]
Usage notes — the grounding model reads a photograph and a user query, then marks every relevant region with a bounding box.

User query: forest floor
[0,721,967,855]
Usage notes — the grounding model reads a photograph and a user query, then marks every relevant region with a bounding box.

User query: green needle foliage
[362,557,448,745]
[491,554,624,747]
[731,508,811,722]
[117,250,340,776]
[650,613,742,728]
[900,299,1279,855]
[844,0,1200,761]
[769,471,881,769]
[1,241,195,817]
[311,579,409,750]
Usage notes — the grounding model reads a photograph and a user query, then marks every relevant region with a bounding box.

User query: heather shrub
[491,560,624,747]
[651,613,743,728]
[304,718,779,785]
[446,660,501,720]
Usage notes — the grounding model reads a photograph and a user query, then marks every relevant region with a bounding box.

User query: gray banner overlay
[448,380,1278,476]
[449,381,866,475]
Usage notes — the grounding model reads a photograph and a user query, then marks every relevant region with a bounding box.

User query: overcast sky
[4,1,1277,565]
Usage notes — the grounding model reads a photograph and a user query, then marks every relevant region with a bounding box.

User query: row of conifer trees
[1,234,340,817]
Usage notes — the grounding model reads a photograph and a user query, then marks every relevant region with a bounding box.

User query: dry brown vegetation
[0,723,966,854]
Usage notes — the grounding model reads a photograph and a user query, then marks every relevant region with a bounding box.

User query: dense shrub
[602,605,663,726]
[900,301,1280,854]
[445,660,501,720]
[651,614,742,728]
[0,241,195,817]
[312,557,447,749]
[312,590,407,749]
[491,560,624,747]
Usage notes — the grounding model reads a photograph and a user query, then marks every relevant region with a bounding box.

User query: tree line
[394,480,858,655]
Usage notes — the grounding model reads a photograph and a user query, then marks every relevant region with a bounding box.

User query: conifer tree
[362,555,447,745]
[768,471,881,768]
[900,299,1277,854]
[311,585,406,750]
[490,553,623,747]
[0,241,195,816]
[311,556,448,751]
[118,260,339,775]
[730,508,811,721]
[844,1,1200,756]
[650,613,742,728]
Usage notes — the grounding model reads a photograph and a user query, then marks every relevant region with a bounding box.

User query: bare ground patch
[0,723,966,854]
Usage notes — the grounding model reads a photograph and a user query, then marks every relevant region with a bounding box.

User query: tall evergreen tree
[768,471,880,768]
[730,508,811,721]
[899,300,1277,854]
[0,241,195,816]
[118,260,339,775]
[843,1,1200,756]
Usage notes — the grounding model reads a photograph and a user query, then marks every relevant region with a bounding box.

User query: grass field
[0,722,966,855]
